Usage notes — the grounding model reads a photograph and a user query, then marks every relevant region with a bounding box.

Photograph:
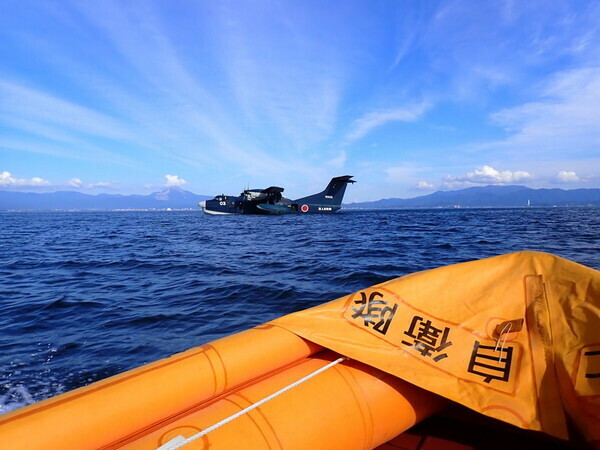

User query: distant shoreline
[2,185,598,210]
[0,208,198,212]
[343,204,600,210]
[2,205,599,213]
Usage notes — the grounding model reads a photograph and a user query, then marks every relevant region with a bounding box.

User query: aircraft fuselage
[199,176,355,215]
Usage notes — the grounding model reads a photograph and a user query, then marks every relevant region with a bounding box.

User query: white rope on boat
[158,356,347,450]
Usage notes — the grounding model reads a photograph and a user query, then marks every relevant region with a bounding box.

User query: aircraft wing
[261,186,285,194]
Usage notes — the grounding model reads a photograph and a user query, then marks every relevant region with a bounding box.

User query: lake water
[0,207,598,412]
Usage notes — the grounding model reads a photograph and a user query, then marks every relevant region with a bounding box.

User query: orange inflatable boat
[0,251,598,449]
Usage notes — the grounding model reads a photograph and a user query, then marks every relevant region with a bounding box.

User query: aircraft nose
[198,201,206,208]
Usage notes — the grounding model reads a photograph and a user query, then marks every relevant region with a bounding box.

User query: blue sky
[1,0,599,202]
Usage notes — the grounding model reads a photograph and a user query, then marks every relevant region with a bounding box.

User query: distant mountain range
[0,187,211,210]
[346,185,600,208]
[0,185,599,211]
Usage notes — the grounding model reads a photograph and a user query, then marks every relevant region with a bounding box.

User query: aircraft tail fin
[294,175,355,207]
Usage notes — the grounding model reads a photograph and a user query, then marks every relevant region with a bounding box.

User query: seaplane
[199,176,355,215]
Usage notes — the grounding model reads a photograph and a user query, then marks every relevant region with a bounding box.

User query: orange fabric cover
[273,251,600,442]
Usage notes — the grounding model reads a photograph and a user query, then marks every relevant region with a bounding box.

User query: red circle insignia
[301,204,309,213]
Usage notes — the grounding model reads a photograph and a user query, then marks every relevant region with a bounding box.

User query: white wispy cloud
[489,68,600,155]
[165,174,187,187]
[384,165,421,184]
[143,174,188,191]
[444,165,532,189]
[66,178,112,190]
[67,178,84,188]
[82,1,332,181]
[553,170,580,183]
[325,151,347,170]
[390,5,422,70]
[415,181,435,190]
[346,102,431,143]
[0,80,143,167]
[449,66,600,185]
[210,2,345,152]
[1,2,304,183]
[0,171,50,187]
[0,80,135,141]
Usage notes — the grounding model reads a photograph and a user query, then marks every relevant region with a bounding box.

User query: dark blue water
[1,208,598,412]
